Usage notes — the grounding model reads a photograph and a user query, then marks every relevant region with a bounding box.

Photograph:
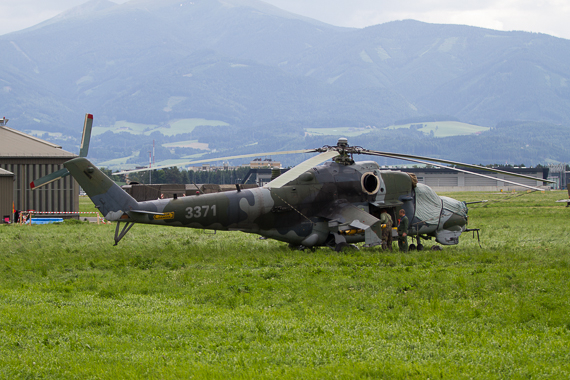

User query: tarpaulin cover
[441,196,468,218]
[414,183,442,224]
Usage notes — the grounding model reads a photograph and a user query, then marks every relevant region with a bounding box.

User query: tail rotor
[30,114,93,190]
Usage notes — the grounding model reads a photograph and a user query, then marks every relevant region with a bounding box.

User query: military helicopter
[32,115,552,250]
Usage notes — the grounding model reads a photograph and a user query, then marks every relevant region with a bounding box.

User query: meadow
[1,191,569,379]
[387,121,490,137]
[92,118,229,137]
[305,127,374,137]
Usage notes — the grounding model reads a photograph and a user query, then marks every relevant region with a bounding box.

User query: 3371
[185,205,217,219]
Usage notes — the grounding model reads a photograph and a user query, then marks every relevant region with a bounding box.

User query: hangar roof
[0,168,14,176]
[0,126,76,158]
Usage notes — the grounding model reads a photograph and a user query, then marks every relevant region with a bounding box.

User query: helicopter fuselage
[33,117,544,249]
[116,160,468,247]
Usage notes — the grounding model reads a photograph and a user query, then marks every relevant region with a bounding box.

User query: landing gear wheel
[335,242,359,252]
[417,244,424,251]
[409,243,416,251]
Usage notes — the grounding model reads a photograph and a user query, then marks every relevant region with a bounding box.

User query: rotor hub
[337,137,348,148]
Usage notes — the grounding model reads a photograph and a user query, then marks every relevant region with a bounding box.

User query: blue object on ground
[30,218,64,225]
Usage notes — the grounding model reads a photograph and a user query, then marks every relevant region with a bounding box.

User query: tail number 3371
[186,205,217,219]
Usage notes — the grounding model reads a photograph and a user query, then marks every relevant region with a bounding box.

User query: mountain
[1,0,570,166]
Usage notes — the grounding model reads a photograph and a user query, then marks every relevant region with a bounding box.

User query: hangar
[0,122,79,216]
[401,167,550,191]
[0,168,14,223]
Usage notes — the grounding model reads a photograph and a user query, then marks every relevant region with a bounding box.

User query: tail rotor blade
[79,113,93,158]
[30,168,70,190]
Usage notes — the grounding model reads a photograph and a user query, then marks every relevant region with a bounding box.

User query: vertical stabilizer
[64,157,138,220]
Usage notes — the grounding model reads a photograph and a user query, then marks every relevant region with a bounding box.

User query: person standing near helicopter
[397,209,409,252]
[379,209,393,250]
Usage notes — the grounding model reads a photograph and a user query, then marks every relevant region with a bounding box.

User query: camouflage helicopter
[32,115,551,251]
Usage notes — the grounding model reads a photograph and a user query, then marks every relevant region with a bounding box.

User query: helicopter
[32,114,552,251]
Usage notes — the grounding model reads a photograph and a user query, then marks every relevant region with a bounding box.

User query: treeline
[102,166,255,185]
[393,115,460,126]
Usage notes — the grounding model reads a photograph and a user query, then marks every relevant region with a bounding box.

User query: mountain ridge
[1,0,570,165]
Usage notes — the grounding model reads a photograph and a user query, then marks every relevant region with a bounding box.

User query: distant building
[248,158,281,169]
[545,163,568,189]
[0,168,14,223]
[183,162,236,172]
[122,183,257,201]
[0,123,79,214]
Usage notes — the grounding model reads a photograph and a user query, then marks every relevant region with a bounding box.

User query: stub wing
[319,200,383,246]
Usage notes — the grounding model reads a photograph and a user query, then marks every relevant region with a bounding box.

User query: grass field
[387,121,490,137]
[1,191,570,379]
[162,140,210,150]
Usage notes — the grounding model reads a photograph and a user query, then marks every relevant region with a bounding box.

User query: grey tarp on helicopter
[414,183,442,224]
[441,196,468,218]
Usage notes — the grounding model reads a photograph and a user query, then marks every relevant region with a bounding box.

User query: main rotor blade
[114,149,318,175]
[30,168,70,190]
[377,154,545,191]
[79,113,93,158]
[362,149,554,184]
[264,150,340,189]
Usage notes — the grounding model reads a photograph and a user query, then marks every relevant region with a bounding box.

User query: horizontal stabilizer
[30,168,70,190]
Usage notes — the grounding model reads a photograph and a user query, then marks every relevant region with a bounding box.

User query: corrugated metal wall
[464,174,498,186]
[0,173,14,222]
[425,175,459,187]
[0,159,78,213]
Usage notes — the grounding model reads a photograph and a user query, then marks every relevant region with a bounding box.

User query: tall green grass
[1,191,569,379]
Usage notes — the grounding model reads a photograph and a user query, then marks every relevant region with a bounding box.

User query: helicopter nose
[442,212,468,230]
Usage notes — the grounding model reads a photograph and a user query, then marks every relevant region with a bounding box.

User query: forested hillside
[1,0,570,166]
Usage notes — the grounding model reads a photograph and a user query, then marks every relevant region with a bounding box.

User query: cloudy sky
[1,0,570,39]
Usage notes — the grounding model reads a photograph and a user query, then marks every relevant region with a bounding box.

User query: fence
[17,211,109,225]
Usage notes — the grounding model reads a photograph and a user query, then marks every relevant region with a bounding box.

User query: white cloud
[1,0,570,39]
[308,0,570,39]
